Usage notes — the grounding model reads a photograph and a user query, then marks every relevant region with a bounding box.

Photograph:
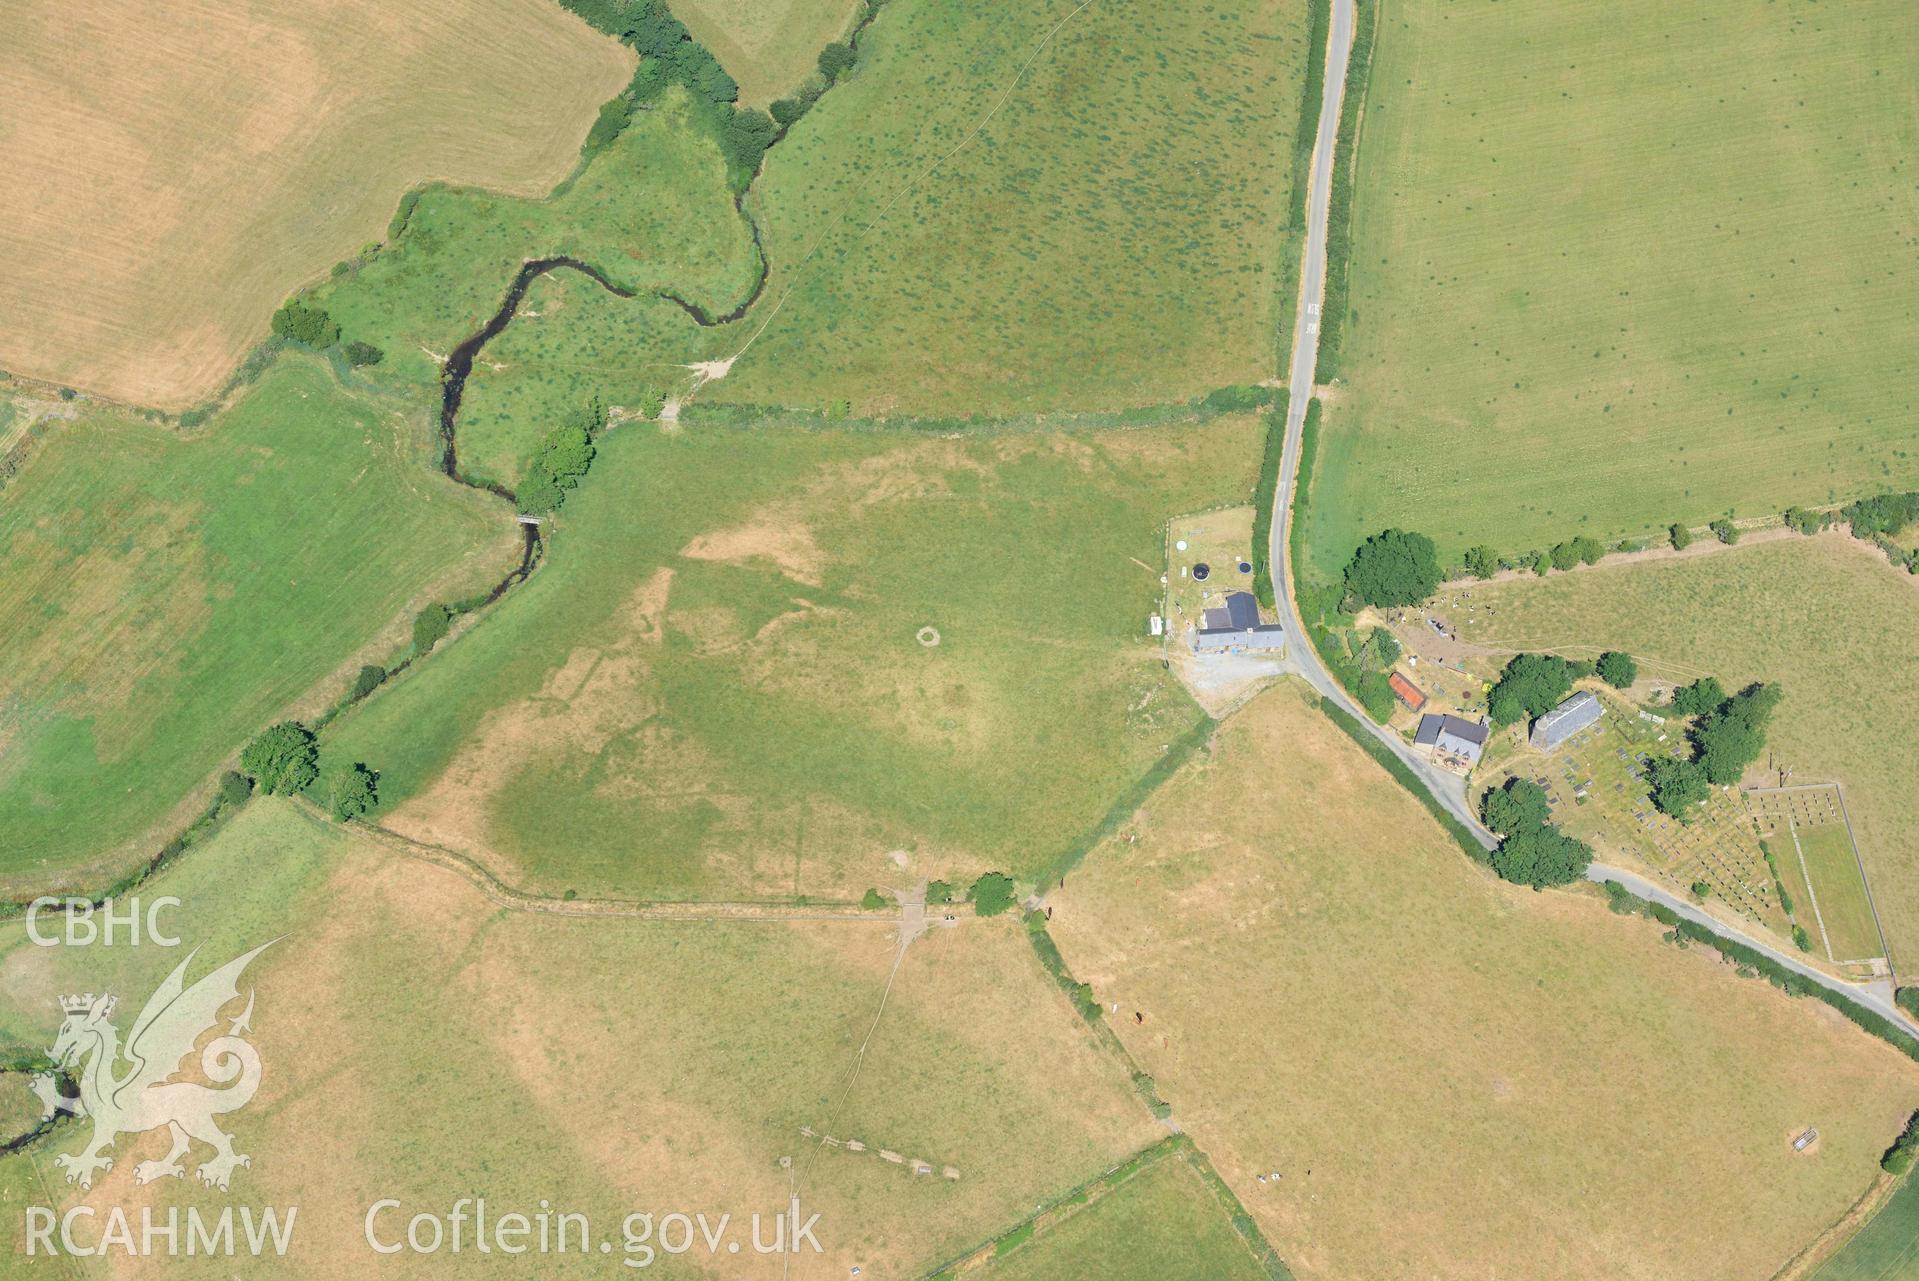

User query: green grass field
[703,0,1309,416]
[1304,0,1919,578]
[0,798,1160,1277]
[448,269,715,490]
[1816,1174,1919,1280]
[314,86,759,402]
[0,360,512,890]
[969,1147,1272,1281]
[1796,820,1885,964]
[320,413,1258,901]
[671,0,860,104]
[1453,537,1919,964]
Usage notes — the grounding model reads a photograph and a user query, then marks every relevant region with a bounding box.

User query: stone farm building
[1194,590,1287,654]
[1531,690,1603,751]
[1415,713,1489,767]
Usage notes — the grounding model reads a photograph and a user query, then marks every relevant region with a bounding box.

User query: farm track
[1268,0,1907,1030]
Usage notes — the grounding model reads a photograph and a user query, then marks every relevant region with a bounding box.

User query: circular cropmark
[916,626,941,647]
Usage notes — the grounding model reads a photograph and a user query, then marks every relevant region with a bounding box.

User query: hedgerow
[1603,881,1919,1062]
[1313,0,1378,381]
[1249,399,1289,609]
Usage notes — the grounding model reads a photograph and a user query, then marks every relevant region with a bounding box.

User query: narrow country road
[1268,0,1490,845]
[1264,0,1904,1029]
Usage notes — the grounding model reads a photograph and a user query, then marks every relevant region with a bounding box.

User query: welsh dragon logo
[40,941,274,1192]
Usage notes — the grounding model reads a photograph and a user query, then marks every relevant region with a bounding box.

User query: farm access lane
[1263,0,1905,1030]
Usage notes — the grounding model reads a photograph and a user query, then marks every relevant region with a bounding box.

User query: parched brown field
[672,0,861,104]
[0,0,632,408]
[1050,684,1919,1281]
[1450,536,1919,966]
[0,800,1159,1277]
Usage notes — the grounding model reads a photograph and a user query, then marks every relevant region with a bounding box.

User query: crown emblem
[59,993,109,1015]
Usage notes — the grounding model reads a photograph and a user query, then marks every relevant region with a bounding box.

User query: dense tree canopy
[1487,653,1574,727]
[1481,778,1550,836]
[1371,627,1401,668]
[1480,776,1590,887]
[270,300,339,348]
[412,603,452,654]
[968,872,1017,917]
[1692,682,1782,785]
[1343,528,1441,608]
[330,763,379,821]
[1463,545,1499,579]
[1841,492,1919,539]
[240,722,319,795]
[1669,676,1726,717]
[519,418,598,513]
[1596,651,1637,689]
[1784,505,1833,535]
[1645,679,1782,813]
[817,41,856,82]
[1549,536,1604,571]
[1490,823,1593,889]
[1647,756,1709,818]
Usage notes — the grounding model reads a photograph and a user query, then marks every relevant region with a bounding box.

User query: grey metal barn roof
[1531,690,1603,750]
[1194,624,1287,653]
[1222,591,1260,629]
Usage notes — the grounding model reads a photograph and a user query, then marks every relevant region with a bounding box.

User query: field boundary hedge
[1249,397,1290,608]
[1288,0,1332,234]
[1284,397,1323,600]
[0,785,252,921]
[1035,714,1218,888]
[1313,0,1379,382]
[1600,880,1919,1062]
[680,384,1278,435]
[1312,694,1491,864]
[922,1134,1292,1280]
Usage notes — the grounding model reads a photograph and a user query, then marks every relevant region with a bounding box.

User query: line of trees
[236,721,379,822]
[1483,649,1634,727]
[1441,487,1919,587]
[1457,533,1615,581]
[269,298,383,370]
[1603,880,1919,1063]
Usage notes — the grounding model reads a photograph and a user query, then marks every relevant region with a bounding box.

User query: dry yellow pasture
[672,0,861,104]
[1050,683,1919,1281]
[0,0,633,408]
[0,799,1159,1277]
